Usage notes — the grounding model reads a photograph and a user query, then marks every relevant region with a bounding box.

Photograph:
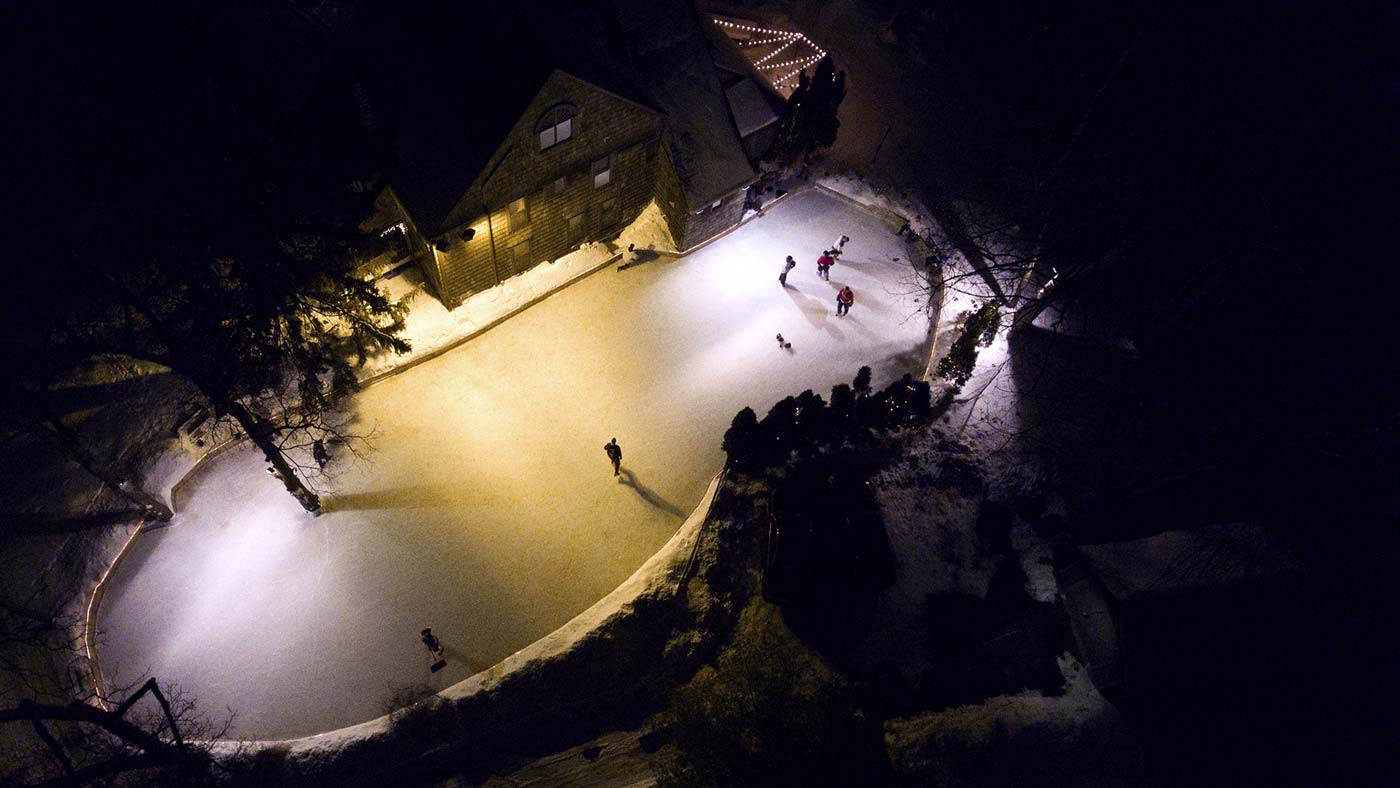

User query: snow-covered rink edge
[93,188,933,740]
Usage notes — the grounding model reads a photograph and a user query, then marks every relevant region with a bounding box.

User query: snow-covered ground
[94,188,931,740]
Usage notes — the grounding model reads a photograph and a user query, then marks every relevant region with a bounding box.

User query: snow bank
[361,201,675,381]
[216,474,720,771]
[885,655,1150,786]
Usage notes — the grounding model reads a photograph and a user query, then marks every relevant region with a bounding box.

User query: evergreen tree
[766,56,847,165]
[10,7,410,513]
[936,302,1001,390]
[792,389,829,454]
[802,56,846,153]
[828,383,856,445]
[758,397,800,468]
[721,407,761,472]
[909,378,934,423]
[852,366,873,398]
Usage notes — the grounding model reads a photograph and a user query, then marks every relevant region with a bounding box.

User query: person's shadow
[439,644,490,674]
[617,468,687,519]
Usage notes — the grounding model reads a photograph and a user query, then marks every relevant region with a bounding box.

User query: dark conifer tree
[722,406,761,471]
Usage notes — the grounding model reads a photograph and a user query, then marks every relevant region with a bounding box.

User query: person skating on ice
[817,251,835,281]
[779,255,796,285]
[831,234,850,258]
[836,286,854,316]
[604,438,622,476]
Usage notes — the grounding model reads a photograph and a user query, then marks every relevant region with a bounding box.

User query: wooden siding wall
[433,73,663,307]
[676,191,746,251]
[652,138,747,252]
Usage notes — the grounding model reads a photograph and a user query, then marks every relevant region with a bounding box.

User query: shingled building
[355,0,780,308]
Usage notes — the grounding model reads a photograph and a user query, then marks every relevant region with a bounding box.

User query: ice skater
[831,234,850,258]
[817,251,835,281]
[421,628,443,655]
[779,255,796,285]
[421,628,447,672]
[776,333,791,349]
[836,286,854,316]
[312,439,330,469]
[604,438,622,476]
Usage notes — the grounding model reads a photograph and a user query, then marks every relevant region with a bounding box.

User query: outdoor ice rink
[96,188,933,739]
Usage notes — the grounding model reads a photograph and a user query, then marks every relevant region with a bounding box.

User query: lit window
[536,104,576,150]
[508,197,529,232]
[592,155,612,188]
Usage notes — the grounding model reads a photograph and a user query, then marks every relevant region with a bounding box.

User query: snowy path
[95,189,932,739]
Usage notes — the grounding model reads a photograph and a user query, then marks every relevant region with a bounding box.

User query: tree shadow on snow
[322,484,456,512]
[616,468,686,519]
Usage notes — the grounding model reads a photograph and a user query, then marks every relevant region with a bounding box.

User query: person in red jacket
[817,251,835,280]
[836,286,854,316]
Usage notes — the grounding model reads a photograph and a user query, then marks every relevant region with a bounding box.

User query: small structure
[1055,522,1305,698]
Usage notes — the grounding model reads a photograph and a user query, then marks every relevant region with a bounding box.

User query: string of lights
[774,55,824,86]
[763,56,821,70]
[753,36,798,66]
[712,17,829,94]
[740,36,794,47]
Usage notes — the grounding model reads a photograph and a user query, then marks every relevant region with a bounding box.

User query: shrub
[758,397,799,468]
[721,407,760,471]
[936,301,1001,389]
[655,608,890,788]
[792,389,829,453]
[852,366,873,398]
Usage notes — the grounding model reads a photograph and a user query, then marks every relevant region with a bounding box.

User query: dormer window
[536,104,576,150]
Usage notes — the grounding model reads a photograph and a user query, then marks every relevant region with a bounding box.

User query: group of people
[780,233,856,317]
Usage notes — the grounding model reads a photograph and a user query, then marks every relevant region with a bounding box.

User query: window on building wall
[554,176,567,194]
[536,104,576,151]
[512,239,532,263]
[508,197,529,232]
[592,155,612,188]
[567,213,584,243]
[600,197,619,228]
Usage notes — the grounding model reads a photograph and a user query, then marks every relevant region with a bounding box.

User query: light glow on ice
[95,189,932,739]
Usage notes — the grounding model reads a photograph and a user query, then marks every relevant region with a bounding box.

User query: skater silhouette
[604,438,622,476]
[421,628,446,672]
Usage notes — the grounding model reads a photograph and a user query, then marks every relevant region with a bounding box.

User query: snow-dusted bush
[936,302,1001,389]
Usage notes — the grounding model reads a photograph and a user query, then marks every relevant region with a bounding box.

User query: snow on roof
[357,0,754,234]
[603,0,755,206]
[1078,522,1303,601]
[725,79,780,137]
[355,5,558,236]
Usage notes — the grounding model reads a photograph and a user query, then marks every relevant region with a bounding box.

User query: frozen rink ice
[96,189,933,739]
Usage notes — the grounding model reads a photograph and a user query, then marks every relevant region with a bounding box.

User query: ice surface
[95,188,932,739]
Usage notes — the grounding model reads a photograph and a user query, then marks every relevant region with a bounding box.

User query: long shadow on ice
[617,469,685,519]
[783,286,844,337]
[439,644,491,675]
[323,485,457,512]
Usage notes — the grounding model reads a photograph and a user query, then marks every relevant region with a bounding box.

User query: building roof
[356,0,753,237]
[601,0,755,207]
[347,5,561,236]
